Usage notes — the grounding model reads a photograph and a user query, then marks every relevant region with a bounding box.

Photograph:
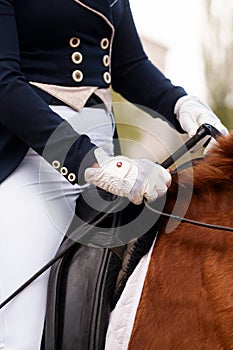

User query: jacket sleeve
[111,0,187,132]
[0,0,97,184]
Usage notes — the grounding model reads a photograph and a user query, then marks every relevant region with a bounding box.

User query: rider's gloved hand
[175,95,228,153]
[84,148,171,205]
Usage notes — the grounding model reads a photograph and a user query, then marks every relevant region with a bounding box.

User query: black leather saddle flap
[43,241,122,350]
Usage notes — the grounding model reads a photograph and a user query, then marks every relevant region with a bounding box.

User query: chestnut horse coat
[106,133,233,350]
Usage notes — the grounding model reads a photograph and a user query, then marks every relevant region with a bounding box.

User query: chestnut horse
[129,132,233,350]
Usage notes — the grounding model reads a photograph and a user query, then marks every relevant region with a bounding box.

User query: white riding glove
[175,95,228,153]
[84,148,171,205]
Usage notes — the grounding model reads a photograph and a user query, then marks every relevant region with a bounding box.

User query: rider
[0,0,228,349]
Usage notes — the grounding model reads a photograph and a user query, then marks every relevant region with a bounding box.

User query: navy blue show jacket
[0,0,186,185]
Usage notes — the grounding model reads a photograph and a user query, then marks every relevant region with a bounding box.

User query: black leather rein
[0,123,229,309]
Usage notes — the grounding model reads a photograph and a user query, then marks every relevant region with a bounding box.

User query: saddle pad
[104,240,156,350]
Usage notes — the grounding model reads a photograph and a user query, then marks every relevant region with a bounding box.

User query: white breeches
[0,106,115,350]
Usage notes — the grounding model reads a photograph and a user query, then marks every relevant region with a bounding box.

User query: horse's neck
[129,169,233,350]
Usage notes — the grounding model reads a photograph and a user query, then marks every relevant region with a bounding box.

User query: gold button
[68,173,76,182]
[72,70,83,83]
[103,71,111,84]
[103,55,110,67]
[100,38,109,50]
[69,37,80,48]
[71,52,83,64]
[52,160,60,169]
[60,167,68,176]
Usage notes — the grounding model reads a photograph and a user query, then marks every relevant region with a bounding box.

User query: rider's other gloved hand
[84,148,171,205]
[175,95,229,153]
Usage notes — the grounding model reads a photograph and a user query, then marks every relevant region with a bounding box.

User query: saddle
[41,188,163,350]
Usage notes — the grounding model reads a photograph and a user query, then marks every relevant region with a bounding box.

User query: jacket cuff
[64,141,98,185]
[42,120,98,185]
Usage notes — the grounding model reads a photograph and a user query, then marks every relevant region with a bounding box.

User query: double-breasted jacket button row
[69,36,111,84]
[69,36,83,83]
[52,160,76,183]
[100,38,111,84]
